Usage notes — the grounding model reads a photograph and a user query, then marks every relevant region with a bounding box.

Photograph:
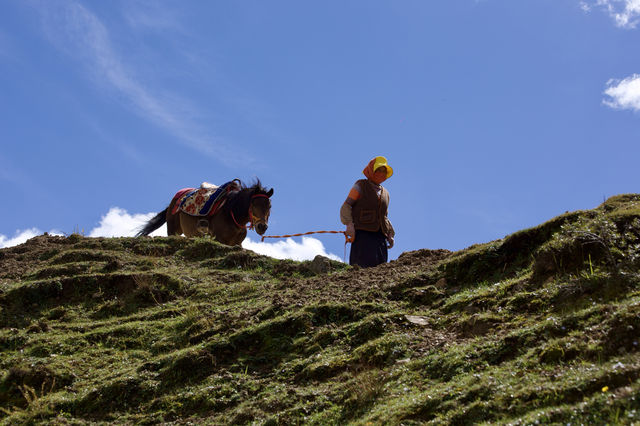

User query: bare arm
[340,184,360,241]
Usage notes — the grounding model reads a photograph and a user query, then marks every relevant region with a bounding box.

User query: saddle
[171,180,240,217]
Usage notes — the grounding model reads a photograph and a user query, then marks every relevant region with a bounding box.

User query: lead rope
[261,230,354,263]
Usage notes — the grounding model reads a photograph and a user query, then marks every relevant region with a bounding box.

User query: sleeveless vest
[352,179,390,234]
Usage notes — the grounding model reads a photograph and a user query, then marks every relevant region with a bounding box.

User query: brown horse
[136,179,273,246]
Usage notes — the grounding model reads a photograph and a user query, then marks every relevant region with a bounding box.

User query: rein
[231,193,270,230]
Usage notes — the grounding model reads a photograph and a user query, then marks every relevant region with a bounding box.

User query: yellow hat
[372,156,393,178]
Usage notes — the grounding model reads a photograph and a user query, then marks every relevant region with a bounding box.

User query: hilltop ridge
[1,194,639,424]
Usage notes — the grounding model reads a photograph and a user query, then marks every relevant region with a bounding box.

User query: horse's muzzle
[255,223,268,235]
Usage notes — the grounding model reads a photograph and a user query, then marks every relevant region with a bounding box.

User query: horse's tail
[136,208,168,237]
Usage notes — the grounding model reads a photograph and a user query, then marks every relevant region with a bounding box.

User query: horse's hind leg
[167,212,182,235]
[166,200,182,236]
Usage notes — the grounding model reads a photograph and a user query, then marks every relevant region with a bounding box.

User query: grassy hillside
[1,194,640,424]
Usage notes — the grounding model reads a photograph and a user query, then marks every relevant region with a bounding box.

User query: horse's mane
[200,179,268,194]
[225,178,271,216]
[239,178,269,194]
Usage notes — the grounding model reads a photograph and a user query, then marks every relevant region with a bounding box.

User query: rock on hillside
[1,194,640,424]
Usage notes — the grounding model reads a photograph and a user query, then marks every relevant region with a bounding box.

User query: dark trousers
[349,230,388,268]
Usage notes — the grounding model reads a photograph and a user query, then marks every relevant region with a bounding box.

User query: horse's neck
[227,189,250,222]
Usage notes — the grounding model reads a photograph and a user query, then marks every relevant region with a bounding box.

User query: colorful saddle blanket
[171,181,239,217]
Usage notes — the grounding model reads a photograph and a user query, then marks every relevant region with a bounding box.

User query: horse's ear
[266,188,274,198]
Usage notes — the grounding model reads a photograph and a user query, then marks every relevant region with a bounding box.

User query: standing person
[340,156,395,267]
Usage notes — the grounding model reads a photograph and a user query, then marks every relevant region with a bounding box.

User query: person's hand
[346,223,356,242]
[387,235,394,249]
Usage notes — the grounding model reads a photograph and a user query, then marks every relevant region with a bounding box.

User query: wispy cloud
[583,0,640,28]
[34,0,242,164]
[123,0,186,33]
[604,74,640,111]
[1,207,341,261]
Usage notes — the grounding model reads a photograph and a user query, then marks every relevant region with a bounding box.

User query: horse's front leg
[179,214,200,237]
[230,229,247,246]
[214,227,245,246]
[208,215,231,245]
[206,218,217,240]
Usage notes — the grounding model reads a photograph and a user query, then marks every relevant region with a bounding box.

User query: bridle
[231,193,270,230]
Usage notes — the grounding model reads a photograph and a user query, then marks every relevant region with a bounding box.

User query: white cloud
[604,74,640,111]
[242,236,342,262]
[0,228,41,248]
[0,208,163,248]
[0,228,63,249]
[1,207,341,262]
[88,207,166,237]
[586,0,640,28]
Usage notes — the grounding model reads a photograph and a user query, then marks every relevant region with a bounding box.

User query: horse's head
[249,184,273,236]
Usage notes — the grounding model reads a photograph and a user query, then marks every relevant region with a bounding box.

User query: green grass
[1,195,640,424]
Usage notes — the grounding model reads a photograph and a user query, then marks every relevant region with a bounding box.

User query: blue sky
[1,0,639,260]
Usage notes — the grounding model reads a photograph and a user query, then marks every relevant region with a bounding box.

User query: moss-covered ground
[1,194,640,424]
